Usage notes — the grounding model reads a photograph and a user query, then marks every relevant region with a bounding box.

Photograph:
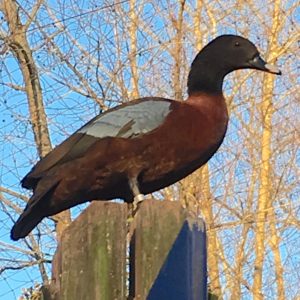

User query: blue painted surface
[148,220,207,300]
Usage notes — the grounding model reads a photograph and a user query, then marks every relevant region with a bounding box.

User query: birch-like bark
[171,0,185,100]
[129,0,140,99]
[253,0,284,298]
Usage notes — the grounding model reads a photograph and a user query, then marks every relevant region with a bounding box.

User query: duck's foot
[133,193,144,208]
[127,176,144,218]
[128,194,144,220]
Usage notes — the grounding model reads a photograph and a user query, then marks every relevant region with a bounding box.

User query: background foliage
[0,0,299,299]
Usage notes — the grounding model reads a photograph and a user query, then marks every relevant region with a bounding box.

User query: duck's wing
[22,98,172,189]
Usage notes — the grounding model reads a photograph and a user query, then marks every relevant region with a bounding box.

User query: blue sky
[0,1,299,299]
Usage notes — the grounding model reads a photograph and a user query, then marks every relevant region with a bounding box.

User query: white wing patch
[78,100,171,138]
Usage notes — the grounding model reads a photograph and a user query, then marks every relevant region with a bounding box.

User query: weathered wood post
[46,202,128,300]
[129,200,207,299]
[44,200,207,300]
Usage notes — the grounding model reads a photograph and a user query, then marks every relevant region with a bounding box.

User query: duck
[11,35,281,240]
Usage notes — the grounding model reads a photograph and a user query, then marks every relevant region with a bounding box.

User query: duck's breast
[138,94,228,185]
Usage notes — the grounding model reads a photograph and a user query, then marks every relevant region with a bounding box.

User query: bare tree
[0,0,298,298]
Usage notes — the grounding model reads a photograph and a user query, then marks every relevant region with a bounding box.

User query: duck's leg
[129,177,144,209]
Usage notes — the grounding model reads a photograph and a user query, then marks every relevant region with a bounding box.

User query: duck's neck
[187,61,227,95]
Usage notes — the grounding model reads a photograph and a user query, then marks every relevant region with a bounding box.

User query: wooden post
[129,200,207,299]
[44,200,207,300]
[46,202,128,300]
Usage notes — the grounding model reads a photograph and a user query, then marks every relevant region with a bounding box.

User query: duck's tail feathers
[11,180,60,241]
[11,211,43,241]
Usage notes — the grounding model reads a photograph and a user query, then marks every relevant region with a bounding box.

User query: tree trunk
[253,0,284,298]
[1,0,71,241]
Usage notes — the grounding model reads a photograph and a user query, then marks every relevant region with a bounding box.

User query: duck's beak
[249,55,281,75]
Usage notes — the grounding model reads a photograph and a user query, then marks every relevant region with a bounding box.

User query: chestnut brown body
[31,94,228,216]
[11,35,281,240]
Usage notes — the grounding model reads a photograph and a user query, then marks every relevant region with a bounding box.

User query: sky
[0,0,299,299]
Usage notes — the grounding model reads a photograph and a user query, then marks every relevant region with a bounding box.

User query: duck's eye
[235,41,240,47]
